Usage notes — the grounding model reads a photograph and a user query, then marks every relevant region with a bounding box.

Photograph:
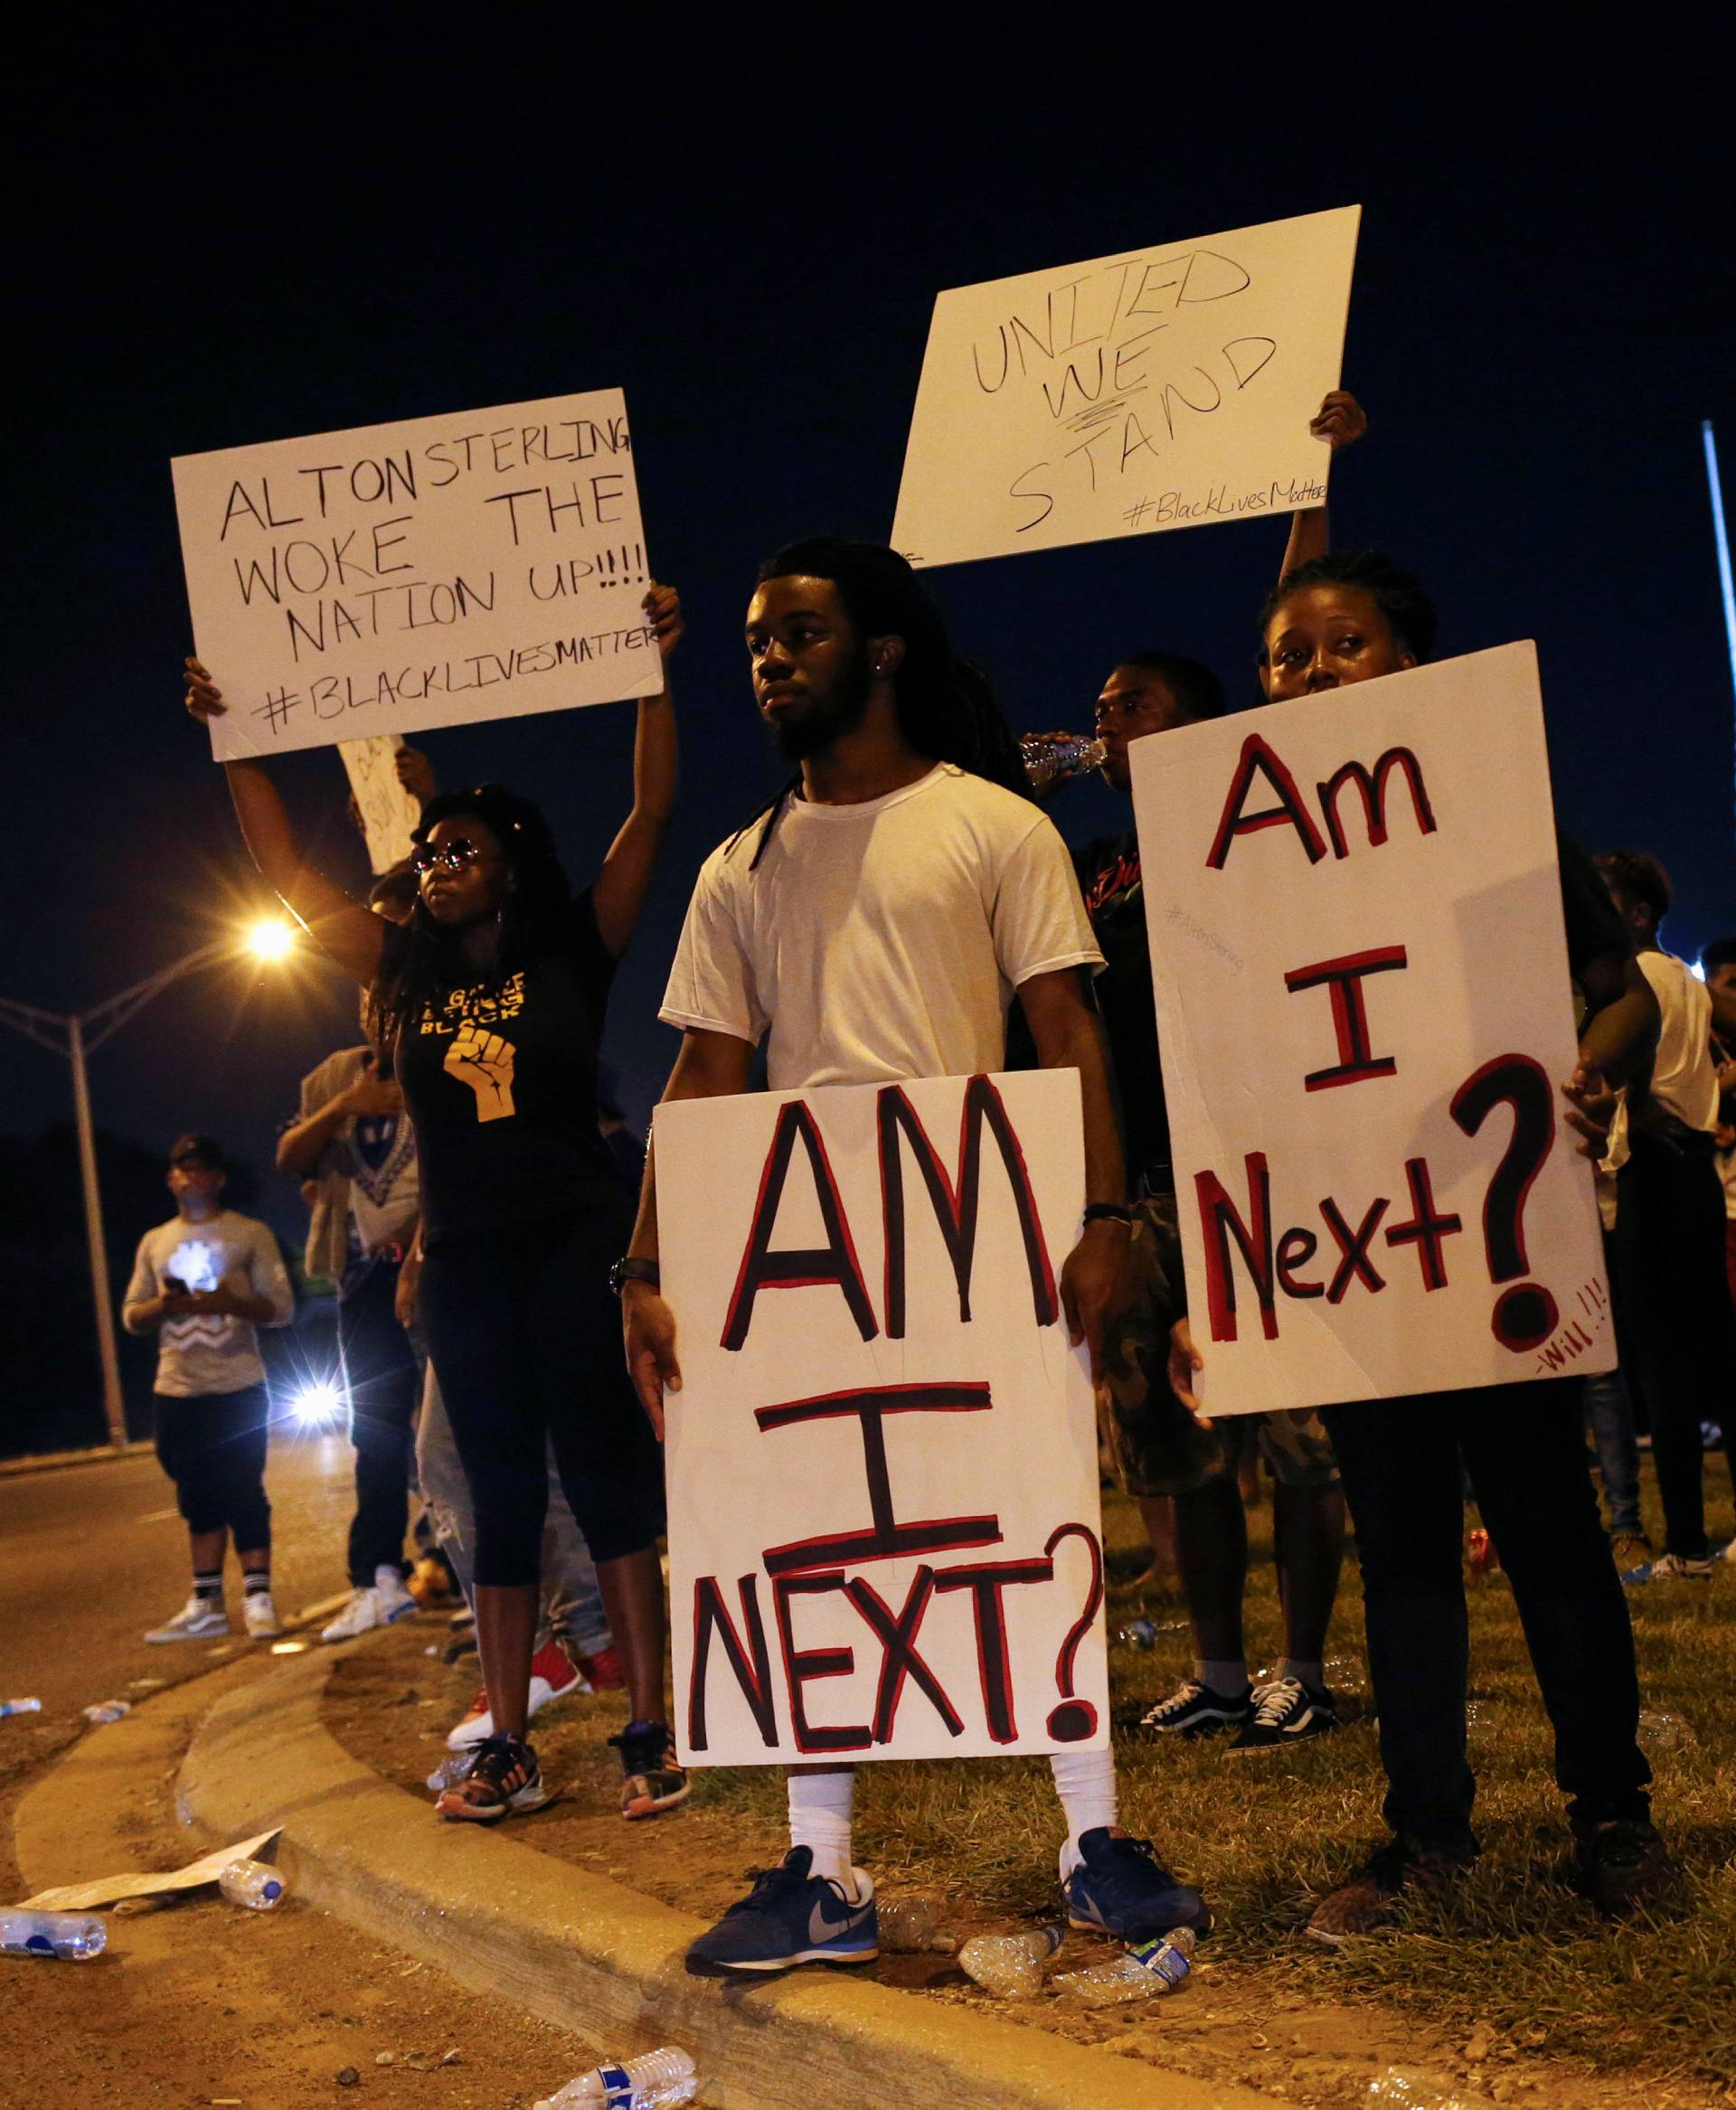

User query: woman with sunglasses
[184,584,686,1824]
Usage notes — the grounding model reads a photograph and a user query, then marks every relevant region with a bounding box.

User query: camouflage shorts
[1099,1192,1338,1499]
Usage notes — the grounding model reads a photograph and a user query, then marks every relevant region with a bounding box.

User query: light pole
[0,921,297,1450]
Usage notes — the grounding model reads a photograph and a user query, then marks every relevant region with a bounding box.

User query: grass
[681,1462,1736,2092]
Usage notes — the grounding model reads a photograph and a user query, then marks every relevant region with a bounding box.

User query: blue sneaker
[685,1847,878,1975]
[1063,1828,1212,1941]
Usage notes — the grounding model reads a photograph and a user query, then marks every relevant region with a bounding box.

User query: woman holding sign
[1167,551,1674,1937]
[184,586,686,1827]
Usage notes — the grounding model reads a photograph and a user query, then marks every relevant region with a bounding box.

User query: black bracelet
[1081,1202,1134,1227]
[609,1256,662,1296]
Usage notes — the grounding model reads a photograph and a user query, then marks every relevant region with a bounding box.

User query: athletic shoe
[1062,1828,1212,1940]
[1621,1551,1716,1586]
[1576,1818,1678,1917]
[1137,1677,1252,1739]
[321,1565,419,1642]
[145,1594,230,1644]
[241,1592,283,1640]
[575,1644,626,1691]
[1306,1833,1475,1944]
[1609,1531,1653,1573]
[1227,1675,1339,1756]
[684,1847,877,1975]
[609,1719,690,1820]
[433,1733,550,1823]
[446,1642,585,1750]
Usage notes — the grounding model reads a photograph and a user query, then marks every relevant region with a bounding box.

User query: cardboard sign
[1129,643,1613,1413]
[21,1830,281,1912]
[339,736,420,873]
[173,390,656,760]
[659,1070,1108,1768]
[892,206,1360,570]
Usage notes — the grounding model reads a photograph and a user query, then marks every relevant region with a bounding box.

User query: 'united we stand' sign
[658,1071,1108,1769]
[1129,642,1615,1415]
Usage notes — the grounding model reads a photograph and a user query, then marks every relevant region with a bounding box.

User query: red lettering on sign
[1284,947,1410,1091]
[1205,733,1329,871]
[722,1098,878,1350]
[1316,748,1437,860]
[1194,1153,1278,1342]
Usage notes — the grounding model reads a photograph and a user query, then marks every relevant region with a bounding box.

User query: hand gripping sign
[658,1070,1109,1768]
[892,206,1359,570]
[1128,642,1615,1415]
[173,389,655,761]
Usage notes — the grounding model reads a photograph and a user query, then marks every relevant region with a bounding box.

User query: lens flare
[247,918,296,961]
[291,1382,343,1429]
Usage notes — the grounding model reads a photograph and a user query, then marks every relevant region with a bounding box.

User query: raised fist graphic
[444,1023,517,1122]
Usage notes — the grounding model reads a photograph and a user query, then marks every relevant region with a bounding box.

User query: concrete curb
[179,1651,1264,2110]
[0,1440,152,1477]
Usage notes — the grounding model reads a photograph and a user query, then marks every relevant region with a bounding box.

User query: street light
[0,921,297,1450]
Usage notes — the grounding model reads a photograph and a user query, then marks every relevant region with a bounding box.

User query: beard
[767,650,874,763]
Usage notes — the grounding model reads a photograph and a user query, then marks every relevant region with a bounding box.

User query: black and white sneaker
[1137,1677,1252,1739]
[1227,1675,1338,1756]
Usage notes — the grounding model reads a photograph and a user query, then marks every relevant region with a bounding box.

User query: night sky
[10,25,1731,1248]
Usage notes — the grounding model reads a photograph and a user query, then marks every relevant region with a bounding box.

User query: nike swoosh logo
[808,1893,872,1944]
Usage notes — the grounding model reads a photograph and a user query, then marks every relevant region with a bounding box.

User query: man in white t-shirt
[620,536,1209,1975]
[122,1134,295,1642]
[1596,854,1736,1579]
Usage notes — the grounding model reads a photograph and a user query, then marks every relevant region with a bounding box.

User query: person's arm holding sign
[592,583,683,956]
[1278,391,1367,582]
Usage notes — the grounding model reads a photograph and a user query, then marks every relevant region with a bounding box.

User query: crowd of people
[118,393,1734,1978]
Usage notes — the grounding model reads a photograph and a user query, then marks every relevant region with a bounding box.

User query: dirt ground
[0,1672,597,2110]
[327,1625,1733,2110]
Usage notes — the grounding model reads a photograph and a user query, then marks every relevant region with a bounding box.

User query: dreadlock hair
[1257,550,1439,667]
[373,786,572,1047]
[1594,849,1673,931]
[737,536,1028,868]
[1113,651,1227,721]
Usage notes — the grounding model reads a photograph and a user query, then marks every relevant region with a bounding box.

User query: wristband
[609,1257,661,1296]
[1081,1202,1134,1227]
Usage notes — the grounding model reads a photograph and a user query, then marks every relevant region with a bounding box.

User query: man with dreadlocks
[619,536,1212,1975]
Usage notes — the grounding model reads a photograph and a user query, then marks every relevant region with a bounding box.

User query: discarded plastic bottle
[1,1698,42,1719]
[958,1923,1063,1998]
[217,1860,286,1910]
[0,1908,107,1960]
[876,1894,942,1951]
[1118,1618,1157,1650]
[1055,1925,1195,2003]
[1021,735,1107,791]
[533,2046,700,2108]
[82,1700,131,1725]
[426,1753,472,1792]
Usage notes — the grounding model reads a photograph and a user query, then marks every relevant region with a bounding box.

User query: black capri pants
[419,1210,665,1587]
[153,1383,272,1547]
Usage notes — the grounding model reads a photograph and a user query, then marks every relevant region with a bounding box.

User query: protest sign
[892,206,1360,570]
[338,736,420,873]
[659,1069,1108,1768]
[1128,643,1613,1414]
[173,390,656,761]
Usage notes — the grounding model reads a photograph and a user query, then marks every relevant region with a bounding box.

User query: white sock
[1050,1747,1118,1879]
[788,1770,856,1889]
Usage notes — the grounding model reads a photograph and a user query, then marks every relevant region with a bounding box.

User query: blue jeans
[414,1361,611,1655]
[1584,1365,1644,1537]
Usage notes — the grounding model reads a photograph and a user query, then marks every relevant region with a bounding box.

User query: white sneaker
[243,1592,283,1640]
[145,1594,230,1644]
[321,1567,417,1643]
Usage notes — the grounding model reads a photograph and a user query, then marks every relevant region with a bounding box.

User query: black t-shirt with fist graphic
[390,888,632,1248]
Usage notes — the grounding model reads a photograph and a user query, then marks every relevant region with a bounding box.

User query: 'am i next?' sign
[658,1070,1109,1769]
[173,389,656,761]
[1129,643,1614,1414]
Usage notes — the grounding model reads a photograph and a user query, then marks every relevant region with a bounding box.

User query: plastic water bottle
[82,1700,131,1725]
[218,1860,286,1910]
[427,1753,472,1792]
[1118,1618,1157,1649]
[0,1908,107,1960]
[533,2046,699,2107]
[1,1698,42,1719]
[876,1894,942,1951]
[958,1923,1063,1997]
[1020,735,1107,791]
[1055,1924,1194,2002]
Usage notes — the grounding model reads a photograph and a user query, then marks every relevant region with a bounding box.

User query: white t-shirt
[121,1210,295,1397]
[342,1112,420,1257]
[661,763,1103,1090]
[1606,949,1719,1169]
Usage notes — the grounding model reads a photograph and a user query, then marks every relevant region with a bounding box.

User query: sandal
[434,1732,550,1823]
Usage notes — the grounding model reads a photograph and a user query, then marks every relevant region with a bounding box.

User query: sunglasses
[410,838,493,877]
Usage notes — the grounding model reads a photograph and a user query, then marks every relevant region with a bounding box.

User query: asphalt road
[0,1431,361,1739]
